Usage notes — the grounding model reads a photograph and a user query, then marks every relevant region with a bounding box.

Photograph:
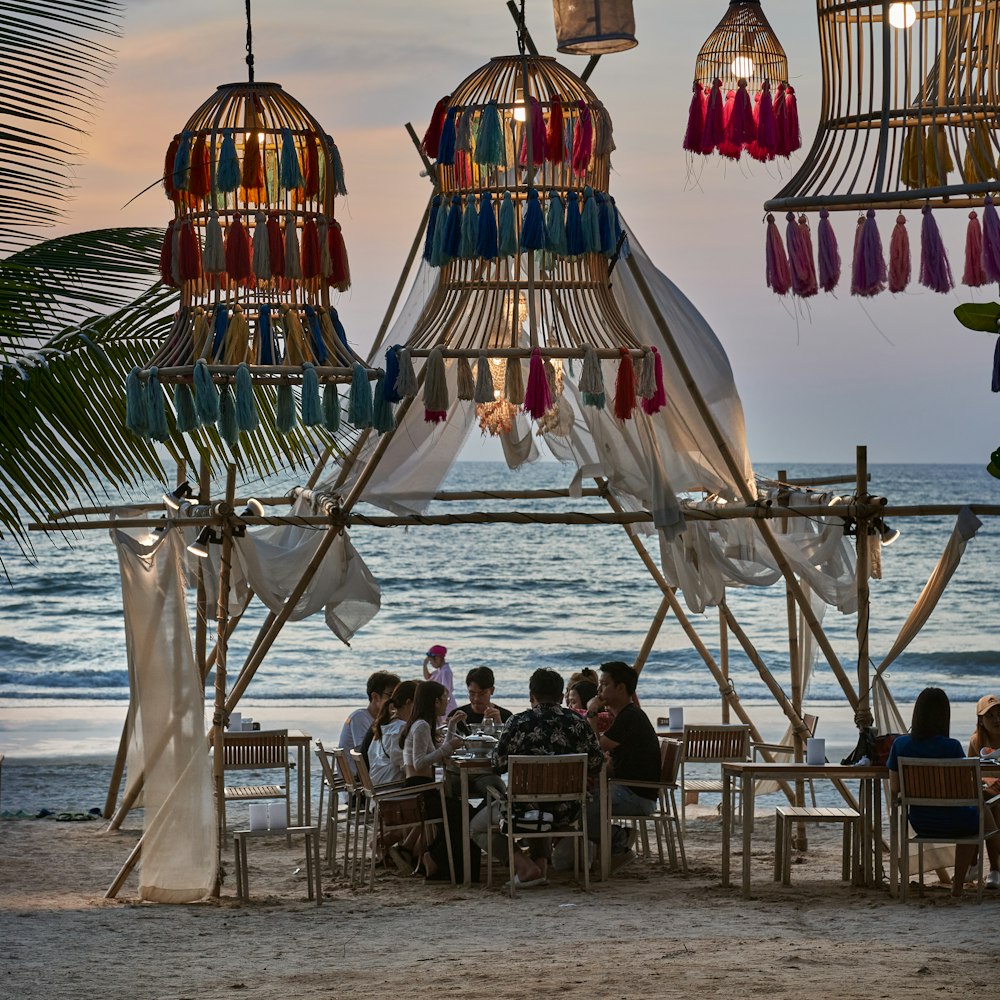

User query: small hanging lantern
[553,0,638,55]
[687,1,792,162]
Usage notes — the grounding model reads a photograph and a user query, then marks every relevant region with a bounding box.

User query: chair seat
[225,783,285,800]
[777,806,859,822]
[685,778,725,793]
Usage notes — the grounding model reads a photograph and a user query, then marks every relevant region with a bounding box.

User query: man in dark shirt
[585,660,660,866]
[449,666,513,732]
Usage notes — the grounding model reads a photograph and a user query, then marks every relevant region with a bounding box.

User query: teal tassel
[125,367,149,437]
[301,362,323,426]
[235,362,258,431]
[218,383,239,445]
[173,382,199,432]
[348,362,373,427]
[545,190,568,256]
[498,191,517,257]
[372,372,395,434]
[474,100,505,168]
[323,382,341,432]
[276,382,296,433]
[172,131,192,191]
[193,359,220,423]
[216,130,241,192]
[582,187,601,253]
[460,193,478,258]
[279,127,304,189]
[146,367,169,441]
[430,200,450,267]
[330,136,348,196]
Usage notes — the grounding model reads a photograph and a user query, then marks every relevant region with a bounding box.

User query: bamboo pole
[719,607,730,724]
[855,446,874,728]
[632,593,671,675]
[102,711,131,821]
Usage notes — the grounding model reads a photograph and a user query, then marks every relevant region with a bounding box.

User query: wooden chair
[331,747,369,886]
[221,730,291,842]
[896,757,1000,902]
[752,713,820,805]
[607,738,686,872]
[485,753,591,897]
[680,724,751,831]
[315,740,353,873]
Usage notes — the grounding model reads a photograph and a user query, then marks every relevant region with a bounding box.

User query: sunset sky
[52,0,1000,468]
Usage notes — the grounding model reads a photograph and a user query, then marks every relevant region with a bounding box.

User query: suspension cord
[245,0,255,84]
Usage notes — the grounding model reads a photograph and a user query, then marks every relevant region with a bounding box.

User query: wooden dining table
[223,728,313,826]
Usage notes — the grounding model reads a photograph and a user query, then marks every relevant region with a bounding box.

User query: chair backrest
[898,757,984,808]
[659,738,683,785]
[349,749,376,794]
[507,754,589,802]
[315,740,345,793]
[223,730,289,770]
[332,747,360,793]
[804,713,819,737]
[682,724,751,764]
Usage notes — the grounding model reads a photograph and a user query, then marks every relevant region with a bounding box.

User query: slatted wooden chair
[896,757,1000,902]
[680,724,751,831]
[222,730,292,843]
[332,747,368,885]
[315,740,353,873]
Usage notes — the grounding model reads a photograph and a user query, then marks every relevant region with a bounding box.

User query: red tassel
[328,219,351,291]
[725,80,757,147]
[519,97,546,167]
[888,214,911,293]
[784,85,801,154]
[188,135,210,199]
[163,136,179,200]
[748,81,776,161]
[774,83,790,156]
[225,212,252,283]
[420,96,451,159]
[301,218,321,279]
[682,82,706,154]
[717,90,742,159]
[964,210,988,287]
[641,347,666,415]
[523,347,553,419]
[303,134,320,198]
[159,220,177,287]
[546,94,565,163]
[454,149,474,187]
[242,130,264,193]
[765,214,792,295]
[571,100,593,174]
[701,79,725,153]
[178,219,202,281]
[613,348,637,421]
[267,212,285,278]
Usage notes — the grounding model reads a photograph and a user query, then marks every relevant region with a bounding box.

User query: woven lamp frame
[766,0,1000,214]
[695,0,789,96]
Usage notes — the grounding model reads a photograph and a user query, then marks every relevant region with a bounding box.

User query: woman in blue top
[887,687,1000,896]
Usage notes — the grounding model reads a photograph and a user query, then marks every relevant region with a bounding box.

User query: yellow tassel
[191,308,211,359]
[901,125,924,189]
[282,308,309,366]
[223,305,250,365]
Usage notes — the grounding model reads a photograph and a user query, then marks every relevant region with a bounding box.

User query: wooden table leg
[721,768,731,888]
[460,767,472,888]
[600,763,610,881]
[741,772,753,899]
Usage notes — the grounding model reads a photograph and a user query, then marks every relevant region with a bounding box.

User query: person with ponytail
[366,680,418,786]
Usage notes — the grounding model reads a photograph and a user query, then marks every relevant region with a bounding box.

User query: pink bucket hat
[426,644,447,657]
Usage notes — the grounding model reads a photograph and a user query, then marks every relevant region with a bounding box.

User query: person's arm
[410,719,462,771]
[586,696,619,751]
[422,656,433,680]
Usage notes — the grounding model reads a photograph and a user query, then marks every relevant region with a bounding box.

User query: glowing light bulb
[513,89,527,122]
[888,2,916,29]
[730,55,755,80]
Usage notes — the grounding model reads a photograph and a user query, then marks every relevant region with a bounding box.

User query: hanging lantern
[687,1,792,162]
[553,0,638,55]
[764,1,1000,301]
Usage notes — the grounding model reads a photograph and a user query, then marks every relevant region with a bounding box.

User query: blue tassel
[193,359,220,423]
[323,382,341,432]
[235,362,258,431]
[372,372,395,434]
[348,362,373,427]
[596,192,615,255]
[436,107,457,165]
[499,191,518,257]
[424,195,441,262]
[210,308,228,361]
[331,138,348,196]
[520,189,545,251]
[258,307,275,365]
[301,362,323,425]
[460,193,478,258]
[611,196,628,257]
[172,131,192,191]
[125,367,150,438]
[216,130,241,192]
[218,383,239,445]
[384,347,402,403]
[993,337,1000,392]
[304,304,327,364]
[476,191,498,260]
[329,308,350,352]
[279,127,304,189]
[581,187,601,253]
[583,391,606,410]
[431,200,450,267]
[276,383,296,433]
[173,382,199,432]
[474,100,505,168]
[565,190,586,256]
[443,194,463,260]
[545,190,568,256]
[146,367,169,441]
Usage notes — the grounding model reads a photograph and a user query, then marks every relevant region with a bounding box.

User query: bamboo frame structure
[695,0,789,95]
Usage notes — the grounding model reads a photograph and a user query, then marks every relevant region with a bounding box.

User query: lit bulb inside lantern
[730,55,755,80]
[513,89,527,122]
[243,132,266,143]
[888,2,916,29]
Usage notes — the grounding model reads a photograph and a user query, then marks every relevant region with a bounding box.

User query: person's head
[373,680,418,738]
[426,643,447,669]
[400,680,449,748]
[567,679,598,711]
[598,661,638,710]
[566,668,599,703]
[366,670,401,712]
[528,668,564,706]
[465,666,496,714]
[910,686,951,741]
[975,694,1000,743]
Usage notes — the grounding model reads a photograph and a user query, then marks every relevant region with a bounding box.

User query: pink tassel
[519,97,546,167]
[964,210,988,287]
[683,82,706,154]
[613,348,637,420]
[572,101,593,174]
[523,347,553,419]
[982,196,1000,282]
[851,209,886,297]
[817,209,841,292]
[725,80,757,147]
[701,79,725,154]
[641,346,666,415]
[748,81,776,161]
[919,204,954,293]
[786,213,818,297]
[717,90,742,159]
[765,213,792,295]
[784,85,801,154]
[774,83,789,156]
[888,214,911,293]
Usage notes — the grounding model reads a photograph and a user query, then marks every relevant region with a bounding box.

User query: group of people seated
[335,652,662,886]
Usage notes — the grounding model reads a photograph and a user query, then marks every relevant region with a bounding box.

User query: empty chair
[221,729,292,840]
[315,740,354,873]
[680,724,751,831]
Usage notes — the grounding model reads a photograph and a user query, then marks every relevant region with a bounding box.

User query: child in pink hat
[423,644,457,716]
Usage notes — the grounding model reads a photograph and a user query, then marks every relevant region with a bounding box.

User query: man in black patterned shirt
[470,668,603,887]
